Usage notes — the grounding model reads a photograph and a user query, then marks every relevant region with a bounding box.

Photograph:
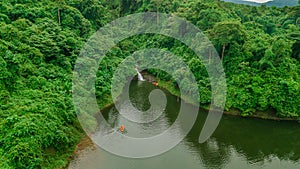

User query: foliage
[95,0,300,118]
[0,0,110,168]
[0,0,300,168]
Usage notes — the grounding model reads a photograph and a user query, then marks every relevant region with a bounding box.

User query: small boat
[152,82,158,87]
[117,125,127,133]
[119,125,125,132]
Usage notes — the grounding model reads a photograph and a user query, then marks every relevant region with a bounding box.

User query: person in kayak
[119,125,125,132]
[152,81,158,86]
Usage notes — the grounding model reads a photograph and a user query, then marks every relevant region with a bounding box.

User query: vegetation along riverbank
[0,0,299,168]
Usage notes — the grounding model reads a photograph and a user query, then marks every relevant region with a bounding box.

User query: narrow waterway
[69,81,300,169]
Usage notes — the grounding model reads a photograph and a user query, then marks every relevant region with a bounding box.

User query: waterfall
[135,67,145,81]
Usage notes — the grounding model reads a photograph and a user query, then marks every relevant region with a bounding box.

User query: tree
[56,0,66,25]
[156,0,165,22]
[208,21,247,61]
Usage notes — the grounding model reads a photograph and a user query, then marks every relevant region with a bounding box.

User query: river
[69,80,300,169]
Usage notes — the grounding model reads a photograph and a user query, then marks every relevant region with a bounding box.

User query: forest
[0,0,299,168]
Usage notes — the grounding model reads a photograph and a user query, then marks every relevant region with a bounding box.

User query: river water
[69,81,300,169]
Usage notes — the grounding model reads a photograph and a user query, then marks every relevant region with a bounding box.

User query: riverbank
[140,71,299,122]
[154,77,300,122]
[69,71,299,167]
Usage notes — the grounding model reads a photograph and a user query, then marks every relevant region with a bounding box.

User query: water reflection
[69,81,300,169]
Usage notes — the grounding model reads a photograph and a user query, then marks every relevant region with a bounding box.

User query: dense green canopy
[0,0,299,168]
